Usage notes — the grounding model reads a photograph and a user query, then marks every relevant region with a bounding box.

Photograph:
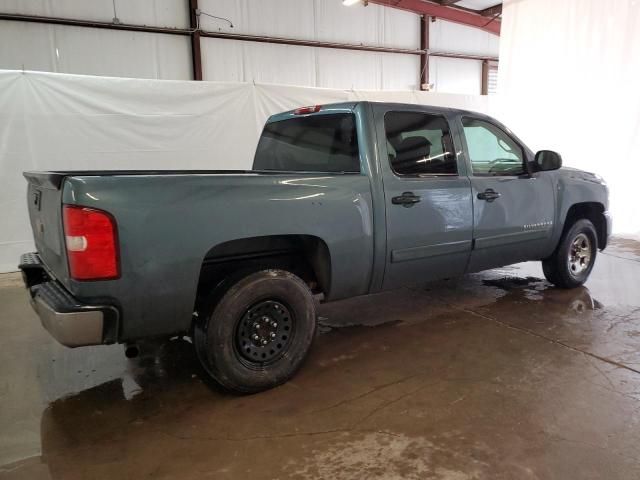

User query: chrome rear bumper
[19,253,119,347]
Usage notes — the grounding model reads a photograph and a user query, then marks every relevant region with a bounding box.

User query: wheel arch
[562,202,607,250]
[194,234,332,312]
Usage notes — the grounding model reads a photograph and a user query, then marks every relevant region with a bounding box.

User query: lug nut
[261,339,268,345]
[270,332,276,339]
[271,322,278,328]
[252,334,259,341]
[254,323,260,329]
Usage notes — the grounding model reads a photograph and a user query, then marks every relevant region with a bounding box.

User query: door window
[461,117,525,176]
[384,112,457,176]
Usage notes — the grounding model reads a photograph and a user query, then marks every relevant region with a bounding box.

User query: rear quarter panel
[61,173,374,340]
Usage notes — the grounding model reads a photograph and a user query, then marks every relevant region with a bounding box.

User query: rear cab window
[253,113,360,173]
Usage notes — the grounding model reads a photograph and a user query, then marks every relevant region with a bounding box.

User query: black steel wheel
[235,300,294,365]
[194,269,316,394]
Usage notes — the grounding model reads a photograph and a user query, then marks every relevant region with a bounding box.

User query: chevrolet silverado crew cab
[20,102,611,393]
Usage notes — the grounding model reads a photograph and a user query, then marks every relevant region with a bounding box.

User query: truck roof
[266,101,482,124]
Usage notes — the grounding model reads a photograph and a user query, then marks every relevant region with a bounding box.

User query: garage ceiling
[371,1,502,35]
[455,0,501,11]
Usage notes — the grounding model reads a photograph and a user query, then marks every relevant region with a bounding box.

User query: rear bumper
[19,253,119,347]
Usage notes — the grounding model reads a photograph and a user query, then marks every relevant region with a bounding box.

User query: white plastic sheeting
[496,0,640,233]
[0,69,489,273]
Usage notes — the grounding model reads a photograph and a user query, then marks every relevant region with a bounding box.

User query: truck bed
[24,170,293,190]
[24,169,375,341]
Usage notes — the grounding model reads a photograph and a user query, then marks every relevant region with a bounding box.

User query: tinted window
[253,113,359,173]
[462,117,525,176]
[384,111,456,176]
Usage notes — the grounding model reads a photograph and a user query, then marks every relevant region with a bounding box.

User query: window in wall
[384,111,457,176]
[482,60,499,95]
[253,113,360,173]
[461,117,525,176]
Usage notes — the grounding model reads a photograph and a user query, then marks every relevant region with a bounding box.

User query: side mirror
[534,150,562,171]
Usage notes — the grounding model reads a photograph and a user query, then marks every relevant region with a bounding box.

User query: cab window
[461,117,525,176]
[384,111,457,176]
[253,113,359,173]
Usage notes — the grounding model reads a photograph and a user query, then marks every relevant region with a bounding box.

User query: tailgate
[24,172,68,282]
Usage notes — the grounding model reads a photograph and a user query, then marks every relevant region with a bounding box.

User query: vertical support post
[189,0,203,81]
[419,15,430,90]
[481,59,489,95]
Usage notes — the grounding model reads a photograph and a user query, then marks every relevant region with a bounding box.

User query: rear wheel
[542,219,597,289]
[194,269,316,394]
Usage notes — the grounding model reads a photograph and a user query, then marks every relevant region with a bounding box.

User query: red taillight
[294,105,322,115]
[63,205,119,280]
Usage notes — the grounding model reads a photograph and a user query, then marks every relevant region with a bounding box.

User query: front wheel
[194,269,316,394]
[542,219,598,289]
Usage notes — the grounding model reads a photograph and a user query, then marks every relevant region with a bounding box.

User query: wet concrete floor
[1,237,640,479]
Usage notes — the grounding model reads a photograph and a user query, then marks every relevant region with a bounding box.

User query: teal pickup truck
[20,102,611,393]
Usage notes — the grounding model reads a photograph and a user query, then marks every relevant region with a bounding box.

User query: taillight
[294,105,322,115]
[63,205,119,280]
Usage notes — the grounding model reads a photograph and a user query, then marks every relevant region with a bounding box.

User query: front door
[377,108,474,290]
[458,116,556,272]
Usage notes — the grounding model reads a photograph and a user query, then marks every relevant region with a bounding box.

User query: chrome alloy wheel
[568,233,592,276]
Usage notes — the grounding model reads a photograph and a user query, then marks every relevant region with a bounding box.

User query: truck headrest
[395,137,431,164]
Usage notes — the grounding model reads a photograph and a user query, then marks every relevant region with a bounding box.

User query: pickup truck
[20,101,611,393]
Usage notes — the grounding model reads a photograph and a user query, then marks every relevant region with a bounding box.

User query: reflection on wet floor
[1,238,640,479]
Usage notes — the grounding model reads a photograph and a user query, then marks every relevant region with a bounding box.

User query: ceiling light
[342,0,363,6]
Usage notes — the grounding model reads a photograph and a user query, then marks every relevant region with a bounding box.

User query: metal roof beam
[370,0,500,35]
[480,4,502,17]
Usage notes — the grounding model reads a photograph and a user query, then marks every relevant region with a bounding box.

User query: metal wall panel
[429,56,482,94]
[201,38,317,86]
[201,37,420,90]
[0,21,192,79]
[198,0,420,49]
[0,0,189,28]
[429,18,499,57]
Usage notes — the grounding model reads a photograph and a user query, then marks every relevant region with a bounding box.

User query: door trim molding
[474,228,550,249]
[391,239,471,263]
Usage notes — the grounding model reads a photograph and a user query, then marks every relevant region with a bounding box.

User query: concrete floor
[1,238,640,480]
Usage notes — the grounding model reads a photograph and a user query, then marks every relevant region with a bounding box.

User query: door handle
[477,188,501,202]
[392,192,421,207]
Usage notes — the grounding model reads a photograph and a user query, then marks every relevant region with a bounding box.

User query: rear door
[374,106,473,290]
[456,115,556,272]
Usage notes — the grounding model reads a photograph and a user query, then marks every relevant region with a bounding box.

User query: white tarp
[496,0,640,234]
[0,69,489,273]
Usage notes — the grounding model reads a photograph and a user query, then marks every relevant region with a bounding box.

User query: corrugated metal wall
[0,0,498,93]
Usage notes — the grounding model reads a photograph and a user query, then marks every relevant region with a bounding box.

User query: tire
[542,219,598,289]
[194,269,316,394]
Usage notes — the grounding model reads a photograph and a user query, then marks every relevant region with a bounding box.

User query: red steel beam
[419,15,429,90]
[370,0,500,35]
[189,0,203,80]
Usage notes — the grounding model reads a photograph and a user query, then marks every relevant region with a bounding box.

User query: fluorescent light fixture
[342,0,362,5]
